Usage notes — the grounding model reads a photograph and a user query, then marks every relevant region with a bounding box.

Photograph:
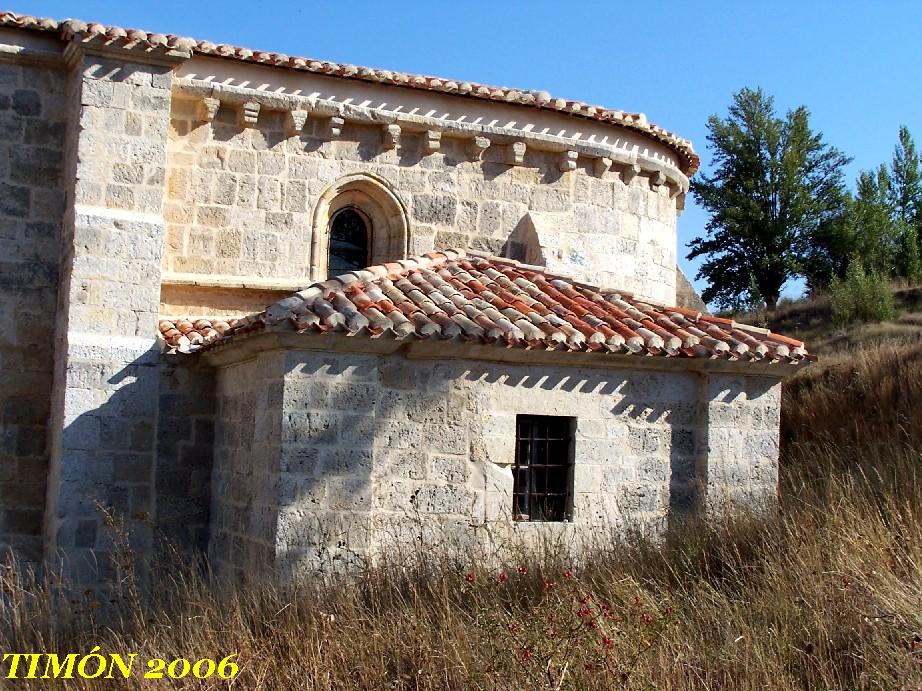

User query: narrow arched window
[327,208,371,276]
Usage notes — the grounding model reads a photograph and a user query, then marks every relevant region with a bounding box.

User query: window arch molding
[309,173,410,280]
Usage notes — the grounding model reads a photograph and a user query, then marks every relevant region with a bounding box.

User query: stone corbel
[382,124,401,150]
[621,163,641,185]
[506,141,526,165]
[558,150,578,172]
[197,97,220,123]
[237,100,260,128]
[467,136,490,161]
[651,171,667,191]
[424,130,441,153]
[593,157,612,177]
[285,108,311,137]
[327,116,345,139]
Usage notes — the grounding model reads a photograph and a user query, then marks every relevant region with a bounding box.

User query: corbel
[593,157,612,177]
[197,96,221,123]
[237,100,260,128]
[382,123,401,150]
[558,150,578,172]
[621,163,642,185]
[424,130,441,153]
[285,108,311,137]
[327,116,345,139]
[506,141,526,165]
[467,136,490,161]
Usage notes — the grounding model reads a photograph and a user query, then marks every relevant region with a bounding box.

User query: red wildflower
[496,572,508,584]
[464,573,475,583]
[640,613,653,624]
[543,580,554,590]
[577,607,592,618]
[520,647,532,661]
[508,622,519,632]
[602,636,614,649]
[563,570,573,579]
[579,594,592,604]
[517,566,528,574]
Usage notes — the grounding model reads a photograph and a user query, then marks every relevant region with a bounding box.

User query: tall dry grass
[1,345,920,689]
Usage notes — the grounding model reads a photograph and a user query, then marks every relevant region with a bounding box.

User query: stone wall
[0,59,67,562]
[209,351,285,583]
[162,94,678,312]
[705,374,782,512]
[210,344,783,582]
[43,48,178,584]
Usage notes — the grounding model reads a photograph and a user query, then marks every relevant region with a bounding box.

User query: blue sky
[13,1,922,298]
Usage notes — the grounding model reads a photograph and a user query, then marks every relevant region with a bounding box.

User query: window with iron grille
[513,415,574,522]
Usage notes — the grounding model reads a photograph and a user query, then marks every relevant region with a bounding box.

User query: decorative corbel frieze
[621,163,642,185]
[237,100,260,128]
[593,157,612,177]
[382,123,401,150]
[651,171,667,190]
[327,116,345,139]
[506,141,526,165]
[467,136,490,161]
[424,130,441,153]
[285,108,311,137]
[558,150,578,172]
[197,97,220,123]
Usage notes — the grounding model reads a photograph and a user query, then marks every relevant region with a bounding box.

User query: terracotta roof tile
[0,11,698,174]
[158,250,813,365]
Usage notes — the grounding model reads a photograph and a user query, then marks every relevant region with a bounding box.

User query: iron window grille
[513,415,574,522]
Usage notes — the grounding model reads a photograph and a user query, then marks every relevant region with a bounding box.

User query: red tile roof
[158,250,811,365]
[0,11,698,175]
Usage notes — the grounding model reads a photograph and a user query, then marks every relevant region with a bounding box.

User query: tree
[688,88,851,309]
[888,126,922,282]
[818,165,899,281]
[889,125,922,226]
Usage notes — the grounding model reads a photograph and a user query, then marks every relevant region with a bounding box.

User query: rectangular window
[513,415,574,522]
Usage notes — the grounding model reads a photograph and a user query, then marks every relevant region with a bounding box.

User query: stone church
[0,12,811,585]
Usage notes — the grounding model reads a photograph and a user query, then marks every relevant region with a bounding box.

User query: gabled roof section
[158,250,811,365]
[0,10,698,174]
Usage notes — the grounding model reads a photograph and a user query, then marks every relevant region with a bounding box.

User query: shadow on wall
[52,346,215,584]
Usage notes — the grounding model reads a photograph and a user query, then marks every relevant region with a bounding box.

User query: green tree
[688,88,851,309]
[846,166,898,275]
[888,126,922,282]
[889,126,922,226]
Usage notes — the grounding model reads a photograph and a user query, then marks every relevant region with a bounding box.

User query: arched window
[310,173,410,281]
[327,208,371,276]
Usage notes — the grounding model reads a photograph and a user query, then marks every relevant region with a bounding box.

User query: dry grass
[2,316,921,689]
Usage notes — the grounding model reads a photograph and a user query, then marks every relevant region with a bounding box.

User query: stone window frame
[512,414,576,522]
[309,173,410,280]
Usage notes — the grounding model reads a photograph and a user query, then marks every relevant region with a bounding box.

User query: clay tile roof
[158,249,813,365]
[0,10,698,174]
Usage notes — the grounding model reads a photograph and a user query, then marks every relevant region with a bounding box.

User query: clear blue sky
[13,1,922,299]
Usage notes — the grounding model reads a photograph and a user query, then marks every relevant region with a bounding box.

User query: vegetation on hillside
[689,88,922,312]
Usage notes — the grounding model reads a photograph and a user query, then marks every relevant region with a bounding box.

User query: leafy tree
[888,126,922,282]
[889,126,922,226]
[688,88,851,309]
